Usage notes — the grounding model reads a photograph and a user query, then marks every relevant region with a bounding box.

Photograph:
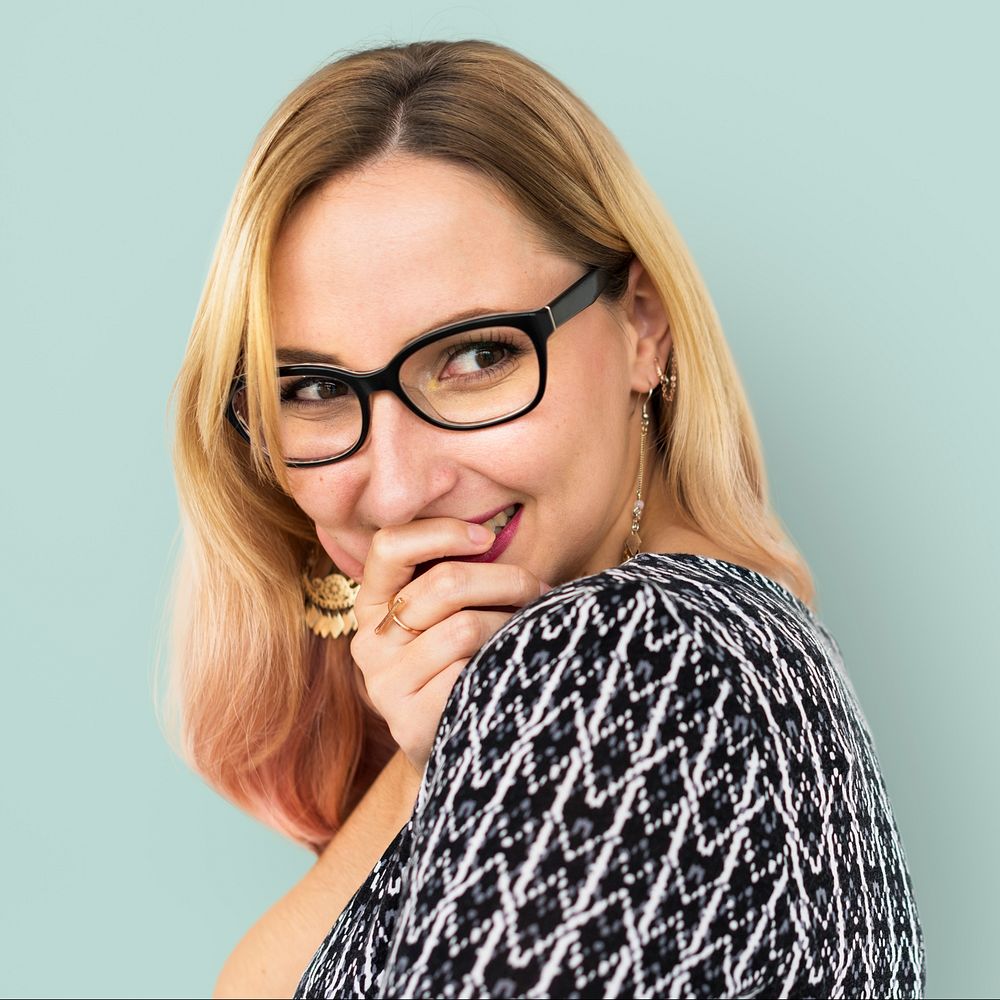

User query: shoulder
[423,553,839,779]
[408,555,807,924]
[441,558,690,713]
[424,556,750,760]
[452,551,816,694]
[386,558,918,998]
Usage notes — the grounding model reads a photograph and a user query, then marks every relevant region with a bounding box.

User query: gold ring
[374,593,423,636]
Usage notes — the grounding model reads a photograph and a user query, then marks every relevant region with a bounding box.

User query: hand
[348,518,552,776]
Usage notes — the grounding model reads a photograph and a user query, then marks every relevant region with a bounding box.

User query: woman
[164,39,926,998]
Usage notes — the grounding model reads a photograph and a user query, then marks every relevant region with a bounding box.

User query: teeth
[484,503,519,535]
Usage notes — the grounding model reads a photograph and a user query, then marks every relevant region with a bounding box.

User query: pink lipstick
[463,503,523,563]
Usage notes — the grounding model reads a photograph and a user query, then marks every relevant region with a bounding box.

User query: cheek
[287,467,362,532]
[534,354,630,459]
[479,385,622,495]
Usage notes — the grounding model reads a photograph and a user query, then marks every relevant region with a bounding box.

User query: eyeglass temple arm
[546,267,611,330]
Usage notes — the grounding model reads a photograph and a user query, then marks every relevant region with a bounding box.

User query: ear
[622,256,672,395]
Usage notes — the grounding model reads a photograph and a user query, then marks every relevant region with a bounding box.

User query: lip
[414,503,524,576]
[464,503,523,563]
[469,502,519,525]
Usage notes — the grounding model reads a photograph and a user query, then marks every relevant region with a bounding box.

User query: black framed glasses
[225,265,612,468]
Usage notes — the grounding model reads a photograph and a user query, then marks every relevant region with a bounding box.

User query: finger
[393,658,469,765]
[399,611,515,690]
[382,561,547,634]
[411,657,468,709]
[356,517,497,617]
[361,609,513,707]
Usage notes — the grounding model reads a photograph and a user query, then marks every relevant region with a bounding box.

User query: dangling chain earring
[621,347,677,563]
[301,546,361,638]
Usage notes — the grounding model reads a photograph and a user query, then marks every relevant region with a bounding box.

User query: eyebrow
[274,301,518,366]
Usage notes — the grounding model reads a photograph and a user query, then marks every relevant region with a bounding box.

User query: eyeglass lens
[231,325,541,463]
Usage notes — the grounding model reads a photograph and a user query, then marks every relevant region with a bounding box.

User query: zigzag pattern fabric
[296,552,926,999]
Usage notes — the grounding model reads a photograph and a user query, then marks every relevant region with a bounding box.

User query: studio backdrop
[1,3,996,998]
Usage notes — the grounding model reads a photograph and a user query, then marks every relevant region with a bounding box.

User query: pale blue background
[2,2,996,997]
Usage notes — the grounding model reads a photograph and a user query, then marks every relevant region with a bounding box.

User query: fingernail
[468,522,494,543]
[539,581,553,594]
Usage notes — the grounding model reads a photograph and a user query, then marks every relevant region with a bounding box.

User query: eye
[444,341,514,375]
[437,333,529,382]
[279,376,353,406]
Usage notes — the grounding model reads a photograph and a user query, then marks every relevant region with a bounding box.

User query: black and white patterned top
[295,552,926,999]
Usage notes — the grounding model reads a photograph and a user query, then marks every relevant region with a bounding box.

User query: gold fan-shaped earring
[301,547,361,639]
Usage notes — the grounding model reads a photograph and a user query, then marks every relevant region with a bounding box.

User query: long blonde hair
[158,38,817,854]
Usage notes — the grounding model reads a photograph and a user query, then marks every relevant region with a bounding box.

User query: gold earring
[655,347,677,404]
[622,385,655,561]
[622,348,678,563]
[301,548,360,638]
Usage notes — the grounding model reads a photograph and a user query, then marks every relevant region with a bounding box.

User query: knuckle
[364,669,388,706]
[511,563,535,596]
[350,629,369,667]
[429,563,465,602]
[349,632,364,662]
[448,610,483,649]
[367,528,397,563]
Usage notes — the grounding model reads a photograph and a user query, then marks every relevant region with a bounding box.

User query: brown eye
[279,377,352,405]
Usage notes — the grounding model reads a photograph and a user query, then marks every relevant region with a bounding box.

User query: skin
[270,152,732,595]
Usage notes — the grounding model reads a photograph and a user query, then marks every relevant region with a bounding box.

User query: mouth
[414,502,524,577]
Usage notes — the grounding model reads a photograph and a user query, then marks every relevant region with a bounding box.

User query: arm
[378,581,798,999]
[212,749,422,1000]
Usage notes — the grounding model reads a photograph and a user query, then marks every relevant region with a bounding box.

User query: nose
[357,390,458,526]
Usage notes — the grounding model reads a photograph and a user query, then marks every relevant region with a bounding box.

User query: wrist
[392,750,424,811]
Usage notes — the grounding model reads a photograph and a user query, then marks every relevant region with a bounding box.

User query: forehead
[268,155,560,368]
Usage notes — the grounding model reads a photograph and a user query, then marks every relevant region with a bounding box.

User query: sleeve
[376,577,799,999]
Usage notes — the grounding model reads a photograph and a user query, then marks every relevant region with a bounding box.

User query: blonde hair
[158,38,817,854]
